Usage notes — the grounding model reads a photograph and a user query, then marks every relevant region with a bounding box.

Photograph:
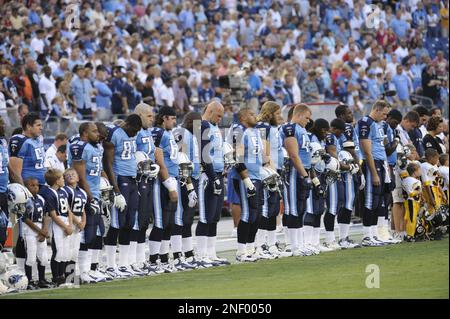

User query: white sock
[159,240,170,255]
[16,258,25,273]
[246,242,255,253]
[377,217,385,227]
[303,226,313,246]
[288,228,298,251]
[207,236,217,259]
[267,230,277,247]
[237,243,246,254]
[196,236,207,258]
[371,225,379,238]
[105,245,116,268]
[128,241,137,265]
[149,240,161,258]
[256,229,267,247]
[182,237,193,253]
[90,249,100,265]
[363,226,372,239]
[118,245,129,267]
[313,227,321,246]
[78,250,90,275]
[137,243,146,264]
[384,218,390,228]
[338,223,350,240]
[170,235,182,254]
[283,226,290,245]
[325,231,335,243]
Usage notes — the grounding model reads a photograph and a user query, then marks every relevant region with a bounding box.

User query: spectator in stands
[392,64,413,112]
[44,133,67,171]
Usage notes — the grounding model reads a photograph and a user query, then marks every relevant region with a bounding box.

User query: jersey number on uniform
[59,198,69,215]
[73,198,84,214]
[34,148,44,169]
[302,136,310,152]
[251,137,260,155]
[121,141,136,160]
[141,137,152,154]
[89,156,101,176]
[169,140,178,160]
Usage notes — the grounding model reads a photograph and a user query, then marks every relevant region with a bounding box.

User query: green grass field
[2,239,448,299]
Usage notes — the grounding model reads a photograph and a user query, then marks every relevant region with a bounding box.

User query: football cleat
[361,237,383,247]
[254,247,276,260]
[372,236,387,246]
[314,244,334,253]
[190,257,214,269]
[339,237,361,249]
[268,245,281,258]
[80,273,98,284]
[37,279,56,289]
[117,266,134,278]
[93,269,112,281]
[129,264,147,276]
[236,252,257,263]
[305,245,320,255]
[209,256,231,266]
[173,258,195,271]
[146,262,165,275]
[27,281,40,290]
[87,270,107,282]
[159,261,178,273]
[322,241,341,251]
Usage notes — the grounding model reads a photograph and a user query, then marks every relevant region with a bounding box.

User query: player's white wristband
[186,183,194,191]
[162,177,178,192]
[243,177,254,190]
[312,177,320,186]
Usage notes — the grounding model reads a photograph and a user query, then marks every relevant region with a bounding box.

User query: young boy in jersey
[63,168,91,283]
[402,162,423,241]
[22,178,53,289]
[40,169,74,286]
[421,149,442,214]
[439,154,449,205]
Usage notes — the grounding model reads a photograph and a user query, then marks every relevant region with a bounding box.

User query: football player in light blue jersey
[149,106,181,273]
[0,116,9,249]
[196,101,229,265]
[323,119,355,250]
[69,122,110,281]
[173,112,206,268]
[129,103,158,274]
[303,119,330,253]
[356,100,390,247]
[103,114,142,278]
[279,104,312,256]
[230,108,263,262]
[8,113,46,185]
[254,102,284,258]
[225,120,245,238]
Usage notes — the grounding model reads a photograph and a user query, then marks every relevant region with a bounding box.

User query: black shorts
[110,176,139,230]
[153,177,178,230]
[233,179,263,224]
[262,188,280,219]
[136,178,154,231]
[181,178,199,226]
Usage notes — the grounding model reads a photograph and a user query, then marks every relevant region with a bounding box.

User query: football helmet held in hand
[7,183,33,218]
[178,152,194,180]
[223,142,236,168]
[100,177,114,206]
[261,166,282,193]
[136,151,159,179]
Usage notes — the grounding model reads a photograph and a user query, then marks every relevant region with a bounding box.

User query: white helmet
[100,177,114,205]
[178,152,194,179]
[396,143,405,154]
[310,142,325,165]
[338,150,354,165]
[7,183,33,217]
[0,269,28,291]
[402,177,422,201]
[261,167,282,193]
[223,142,236,167]
[136,151,160,178]
[323,157,341,185]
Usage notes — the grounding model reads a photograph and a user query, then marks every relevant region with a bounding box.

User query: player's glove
[114,193,127,211]
[349,163,360,175]
[89,198,101,215]
[213,176,223,195]
[312,177,325,198]
[243,177,256,197]
[148,163,160,179]
[301,176,312,192]
[187,183,198,208]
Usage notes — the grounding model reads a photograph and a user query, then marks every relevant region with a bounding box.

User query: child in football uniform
[421,149,444,214]
[40,169,73,286]
[63,169,87,283]
[402,162,423,241]
[22,178,53,289]
[438,154,449,205]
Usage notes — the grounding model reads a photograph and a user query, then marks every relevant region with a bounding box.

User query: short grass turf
[2,239,448,299]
